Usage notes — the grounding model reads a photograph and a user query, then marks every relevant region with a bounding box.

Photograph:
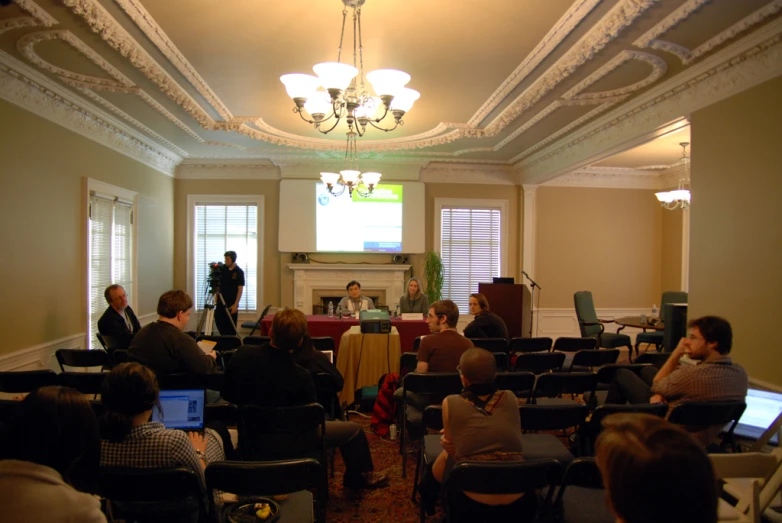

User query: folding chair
[111,349,129,367]
[0,370,58,393]
[196,335,242,353]
[241,304,272,335]
[532,372,598,405]
[157,373,207,390]
[414,405,444,507]
[552,457,614,523]
[580,403,668,456]
[468,338,508,354]
[412,336,424,352]
[492,352,509,371]
[667,400,747,451]
[494,371,535,401]
[553,337,598,353]
[58,371,106,396]
[243,335,271,346]
[204,403,238,426]
[519,404,590,465]
[205,459,322,523]
[96,333,124,352]
[568,348,620,372]
[514,352,566,374]
[55,348,110,372]
[400,352,419,377]
[635,351,671,369]
[310,337,335,352]
[508,337,553,354]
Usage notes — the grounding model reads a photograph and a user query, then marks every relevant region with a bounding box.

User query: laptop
[730,388,782,445]
[152,389,206,431]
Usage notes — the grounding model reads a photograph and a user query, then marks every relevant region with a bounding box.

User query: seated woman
[99,362,225,487]
[0,386,106,523]
[337,280,375,314]
[463,293,509,339]
[431,348,532,519]
[398,277,429,315]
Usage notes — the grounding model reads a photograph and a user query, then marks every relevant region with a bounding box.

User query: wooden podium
[478,283,528,339]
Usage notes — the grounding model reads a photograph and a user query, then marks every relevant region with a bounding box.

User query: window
[187,195,264,312]
[435,198,508,312]
[88,180,137,351]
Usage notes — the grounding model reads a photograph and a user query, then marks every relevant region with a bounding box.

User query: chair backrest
[237,403,326,462]
[519,403,590,432]
[219,349,237,369]
[553,458,605,508]
[312,372,339,419]
[96,333,124,351]
[554,337,598,352]
[58,371,107,395]
[569,349,620,371]
[111,349,129,366]
[0,370,58,393]
[667,401,747,433]
[402,372,463,396]
[508,337,553,353]
[583,403,669,455]
[468,338,508,353]
[595,364,654,384]
[514,352,566,374]
[400,352,419,377]
[533,372,598,399]
[661,291,688,306]
[574,291,600,337]
[55,348,110,372]
[494,372,535,400]
[422,405,444,431]
[157,373,207,390]
[205,458,320,499]
[310,336,335,352]
[243,335,271,346]
[0,399,21,427]
[196,335,242,352]
[204,403,238,426]
[635,351,671,368]
[412,335,424,352]
[99,467,207,521]
[444,459,563,500]
[492,352,509,371]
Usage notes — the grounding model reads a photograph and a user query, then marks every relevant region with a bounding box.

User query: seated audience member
[99,363,226,487]
[417,300,474,373]
[0,386,105,523]
[337,280,375,314]
[98,284,141,349]
[129,290,217,376]
[605,316,748,444]
[295,334,345,418]
[463,293,509,339]
[596,413,718,523]
[222,308,389,489]
[398,277,429,315]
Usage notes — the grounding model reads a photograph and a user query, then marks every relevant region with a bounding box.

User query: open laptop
[151,389,206,431]
[730,388,782,446]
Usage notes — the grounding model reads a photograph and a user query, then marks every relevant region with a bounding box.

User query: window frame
[86,178,138,349]
[434,198,509,311]
[186,194,265,313]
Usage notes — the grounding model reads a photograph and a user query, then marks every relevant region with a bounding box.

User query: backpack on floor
[370,372,399,436]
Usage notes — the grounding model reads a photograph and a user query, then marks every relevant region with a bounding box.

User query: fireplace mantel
[288,263,411,314]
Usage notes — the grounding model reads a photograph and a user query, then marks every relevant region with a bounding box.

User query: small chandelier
[655,142,691,210]
[320,131,381,198]
[279,0,419,137]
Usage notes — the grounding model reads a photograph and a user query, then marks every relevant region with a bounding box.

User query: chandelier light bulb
[320,172,341,186]
[280,74,321,100]
[339,169,361,185]
[389,87,420,113]
[313,62,359,92]
[360,171,382,186]
[304,91,332,118]
[366,69,410,97]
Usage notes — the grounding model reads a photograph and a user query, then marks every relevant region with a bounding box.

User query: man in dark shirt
[223,308,388,489]
[129,290,218,376]
[463,293,509,339]
[215,250,245,335]
[97,284,141,349]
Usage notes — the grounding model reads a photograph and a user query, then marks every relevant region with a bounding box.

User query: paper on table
[401,313,424,321]
[197,340,217,355]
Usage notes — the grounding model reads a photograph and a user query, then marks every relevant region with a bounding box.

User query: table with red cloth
[259,314,429,356]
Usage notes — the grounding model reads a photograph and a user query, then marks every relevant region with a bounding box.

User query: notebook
[730,388,782,445]
[151,389,206,431]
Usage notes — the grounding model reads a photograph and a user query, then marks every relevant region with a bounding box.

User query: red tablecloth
[260,315,429,356]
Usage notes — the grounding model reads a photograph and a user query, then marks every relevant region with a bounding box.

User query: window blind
[194,204,258,311]
[440,207,501,311]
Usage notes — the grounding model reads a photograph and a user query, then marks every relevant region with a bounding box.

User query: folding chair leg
[412,447,421,502]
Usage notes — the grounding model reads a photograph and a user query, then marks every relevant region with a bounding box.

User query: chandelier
[320,130,380,198]
[279,0,419,137]
[655,142,691,210]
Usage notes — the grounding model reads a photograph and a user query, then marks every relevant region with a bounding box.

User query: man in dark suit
[98,284,141,349]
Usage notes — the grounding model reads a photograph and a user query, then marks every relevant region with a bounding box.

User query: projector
[359,310,392,334]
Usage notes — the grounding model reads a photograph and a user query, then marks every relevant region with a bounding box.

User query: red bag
[370,372,399,436]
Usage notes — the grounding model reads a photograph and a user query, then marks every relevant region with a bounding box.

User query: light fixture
[655,142,691,210]
[320,131,381,197]
[279,0,419,137]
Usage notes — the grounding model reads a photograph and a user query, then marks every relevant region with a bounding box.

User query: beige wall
[689,76,782,386]
[660,208,684,293]
[535,186,663,308]
[0,99,174,355]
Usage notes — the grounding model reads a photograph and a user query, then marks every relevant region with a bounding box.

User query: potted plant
[423,251,444,304]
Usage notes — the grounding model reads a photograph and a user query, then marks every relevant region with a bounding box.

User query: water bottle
[652,304,658,318]
[389,423,398,441]
[328,301,334,318]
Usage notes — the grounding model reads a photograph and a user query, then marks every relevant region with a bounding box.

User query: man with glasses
[605,316,748,443]
[98,284,141,348]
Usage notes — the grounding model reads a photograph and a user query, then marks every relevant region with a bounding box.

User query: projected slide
[316,183,403,252]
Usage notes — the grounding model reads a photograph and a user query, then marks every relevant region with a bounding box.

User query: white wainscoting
[138,312,157,327]
[0,333,86,372]
[533,307,654,344]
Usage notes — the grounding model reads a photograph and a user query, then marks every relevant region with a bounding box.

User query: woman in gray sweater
[398,277,430,314]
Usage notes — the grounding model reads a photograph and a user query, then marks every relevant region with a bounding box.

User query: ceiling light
[320,131,381,198]
[655,142,691,211]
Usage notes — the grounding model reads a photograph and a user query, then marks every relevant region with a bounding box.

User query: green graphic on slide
[352,184,403,203]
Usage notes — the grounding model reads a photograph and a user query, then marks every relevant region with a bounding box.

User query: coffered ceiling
[0,0,780,178]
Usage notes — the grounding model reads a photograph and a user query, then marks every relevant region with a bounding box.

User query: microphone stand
[521,271,541,338]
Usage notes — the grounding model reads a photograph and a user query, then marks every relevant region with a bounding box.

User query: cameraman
[216,250,245,335]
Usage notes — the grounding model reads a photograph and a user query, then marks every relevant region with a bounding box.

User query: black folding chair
[97,333,125,352]
[514,352,566,374]
[580,403,668,456]
[568,348,620,372]
[412,335,424,352]
[494,371,535,401]
[636,351,671,369]
[400,373,463,478]
[55,348,110,372]
[400,352,419,377]
[242,304,272,335]
[58,371,106,396]
[99,467,208,523]
[519,404,590,465]
[310,337,335,352]
[205,459,323,523]
[552,457,613,523]
[414,405,444,506]
[587,363,656,407]
[0,370,58,393]
[111,349,129,367]
[157,373,207,390]
[312,372,342,421]
[553,337,598,352]
[196,335,242,353]
[243,335,271,346]
[204,403,238,426]
[468,338,508,354]
[492,352,509,371]
[667,400,747,451]
[442,459,563,523]
[532,372,598,405]
[508,337,553,353]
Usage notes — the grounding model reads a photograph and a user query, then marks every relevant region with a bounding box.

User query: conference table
[336,326,401,406]
[258,314,430,356]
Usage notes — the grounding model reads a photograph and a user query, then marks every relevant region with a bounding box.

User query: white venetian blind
[89,192,133,351]
[440,207,502,311]
[194,204,257,311]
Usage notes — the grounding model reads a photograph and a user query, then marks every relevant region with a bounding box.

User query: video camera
[206,261,224,291]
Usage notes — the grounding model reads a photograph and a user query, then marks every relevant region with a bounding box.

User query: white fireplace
[288,263,411,314]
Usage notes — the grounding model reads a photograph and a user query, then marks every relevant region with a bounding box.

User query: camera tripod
[196,288,237,336]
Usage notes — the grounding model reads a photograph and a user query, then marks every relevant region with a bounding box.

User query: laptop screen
[731,388,782,445]
[152,389,206,431]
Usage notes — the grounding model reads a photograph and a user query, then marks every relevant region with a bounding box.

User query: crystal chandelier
[279,0,419,137]
[320,130,380,198]
[655,142,691,210]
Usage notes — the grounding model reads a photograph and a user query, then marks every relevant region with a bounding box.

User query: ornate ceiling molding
[543,166,665,189]
[1,0,57,36]
[176,163,279,180]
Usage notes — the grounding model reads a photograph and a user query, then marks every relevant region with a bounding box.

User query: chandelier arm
[328,183,347,197]
[317,116,343,135]
[366,119,400,132]
[294,109,324,126]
